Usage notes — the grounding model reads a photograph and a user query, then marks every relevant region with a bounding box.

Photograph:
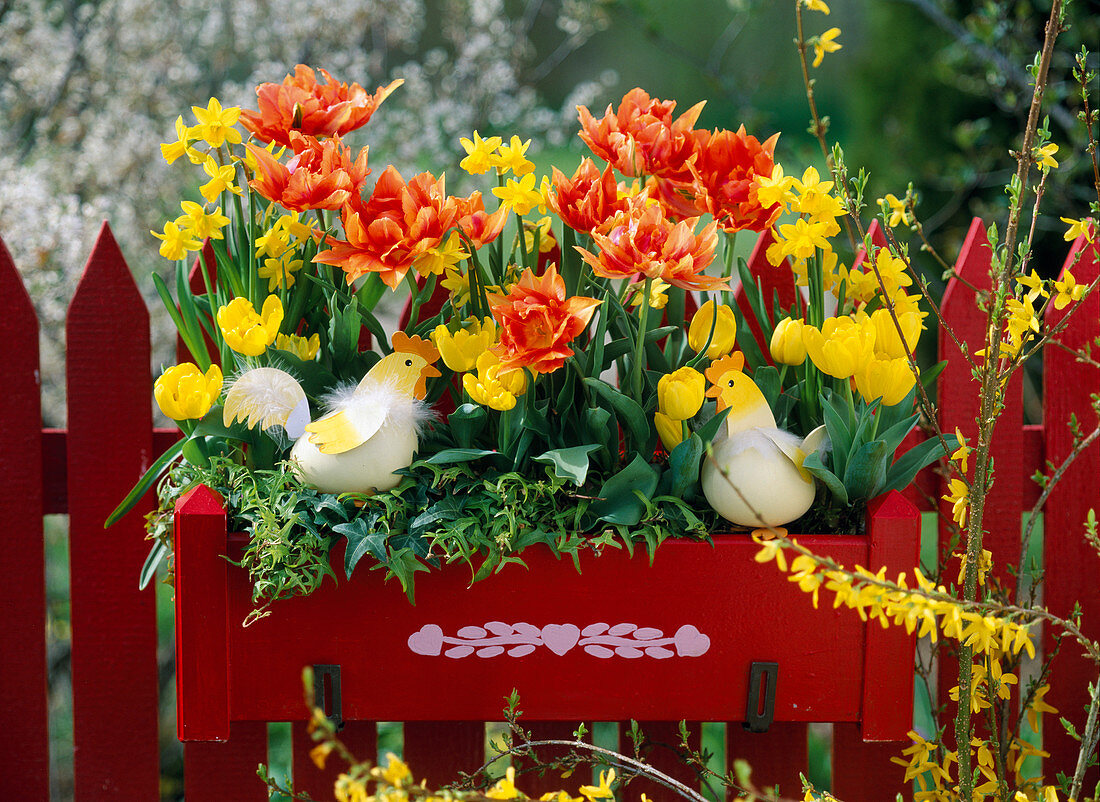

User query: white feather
[223,367,308,431]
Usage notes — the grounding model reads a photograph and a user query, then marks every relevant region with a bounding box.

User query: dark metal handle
[313,664,344,731]
[744,661,778,733]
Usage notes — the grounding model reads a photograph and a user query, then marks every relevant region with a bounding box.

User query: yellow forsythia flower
[802,315,876,379]
[770,317,807,366]
[334,773,369,802]
[275,332,320,361]
[812,27,842,68]
[943,478,969,527]
[486,766,521,800]
[1053,269,1086,310]
[431,317,497,373]
[853,355,916,407]
[371,752,412,787]
[154,363,223,421]
[688,300,737,358]
[217,295,283,356]
[654,411,684,452]
[657,366,705,421]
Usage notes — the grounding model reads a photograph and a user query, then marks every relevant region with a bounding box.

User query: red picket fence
[1,219,1097,802]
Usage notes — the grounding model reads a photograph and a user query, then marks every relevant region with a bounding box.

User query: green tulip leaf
[802,451,848,505]
[666,433,704,500]
[882,434,958,496]
[843,439,889,501]
[591,455,659,526]
[447,403,487,448]
[583,377,651,453]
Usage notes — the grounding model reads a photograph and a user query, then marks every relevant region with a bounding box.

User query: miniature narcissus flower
[155,363,223,421]
[217,295,284,356]
[688,300,737,358]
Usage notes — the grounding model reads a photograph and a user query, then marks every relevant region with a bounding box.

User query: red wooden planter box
[174,485,920,745]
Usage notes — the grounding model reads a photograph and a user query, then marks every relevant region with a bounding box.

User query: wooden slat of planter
[831,723,909,801]
[403,721,485,788]
[66,223,160,800]
[1042,231,1100,785]
[726,723,807,799]
[521,721,587,798]
[183,721,268,801]
[621,721,700,799]
[292,721,377,799]
[0,235,49,802]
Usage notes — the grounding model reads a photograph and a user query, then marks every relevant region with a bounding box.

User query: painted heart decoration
[540,623,581,656]
[673,624,711,657]
[407,624,444,656]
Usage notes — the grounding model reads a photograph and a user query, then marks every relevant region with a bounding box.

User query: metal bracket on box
[313,664,344,731]
[744,661,778,733]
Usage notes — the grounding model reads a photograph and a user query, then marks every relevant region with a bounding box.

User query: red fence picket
[3,220,1099,801]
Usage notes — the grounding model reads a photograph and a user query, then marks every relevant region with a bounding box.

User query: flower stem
[633,277,653,401]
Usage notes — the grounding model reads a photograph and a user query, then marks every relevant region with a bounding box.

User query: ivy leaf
[533,445,602,486]
[333,516,388,577]
[409,496,466,538]
[424,448,499,464]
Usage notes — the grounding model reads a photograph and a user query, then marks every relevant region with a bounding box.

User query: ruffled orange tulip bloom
[577,88,704,179]
[240,64,402,147]
[576,196,724,292]
[687,127,781,233]
[488,265,601,376]
[247,133,369,212]
[455,192,508,248]
[547,158,627,234]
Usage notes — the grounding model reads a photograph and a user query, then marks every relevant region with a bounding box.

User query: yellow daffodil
[654,410,684,451]
[812,28,842,67]
[524,216,557,254]
[628,276,670,310]
[778,217,832,260]
[200,156,243,202]
[943,478,969,527]
[1060,216,1095,243]
[161,115,202,165]
[880,193,909,227]
[258,252,303,291]
[754,163,797,210]
[275,332,320,361]
[176,201,229,241]
[442,266,472,308]
[459,131,503,175]
[1053,268,1086,310]
[1033,142,1059,171]
[770,317,808,366]
[217,295,283,356]
[854,355,916,406]
[256,227,292,259]
[151,220,202,260]
[951,427,970,474]
[687,300,738,358]
[370,753,412,787]
[191,97,242,148]
[802,315,876,379]
[431,317,497,373]
[154,363,223,421]
[493,172,545,216]
[414,232,471,277]
[494,134,536,176]
[657,366,705,421]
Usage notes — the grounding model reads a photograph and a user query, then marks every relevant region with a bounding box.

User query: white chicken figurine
[700,353,827,529]
[222,333,440,495]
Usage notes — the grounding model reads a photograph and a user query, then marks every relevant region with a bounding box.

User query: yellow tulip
[217,295,283,356]
[431,317,496,373]
[869,307,922,359]
[154,362,223,421]
[275,332,320,361]
[688,300,737,359]
[463,350,527,411]
[769,317,807,366]
[802,315,876,379]
[854,355,916,407]
[654,411,684,452]
[657,366,705,421]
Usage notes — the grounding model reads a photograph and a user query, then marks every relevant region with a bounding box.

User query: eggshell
[701,436,816,527]
[290,421,417,495]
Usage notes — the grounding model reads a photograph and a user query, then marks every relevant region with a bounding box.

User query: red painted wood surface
[173,494,917,742]
[0,236,50,802]
[831,722,908,801]
[292,720,377,798]
[727,723,807,798]
[404,721,485,788]
[183,722,268,802]
[65,224,161,800]
[1042,231,1100,785]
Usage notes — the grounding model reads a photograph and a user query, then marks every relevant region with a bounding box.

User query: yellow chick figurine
[700,353,827,528]
[223,333,440,494]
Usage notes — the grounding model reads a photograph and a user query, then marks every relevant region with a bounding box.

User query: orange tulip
[240,64,402,147]
[247,133,369,212]
[547,158,627,234]
[687,127,782,233]
[577,88,703,179]
[576,195,725,292]
[488,265,601,376]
